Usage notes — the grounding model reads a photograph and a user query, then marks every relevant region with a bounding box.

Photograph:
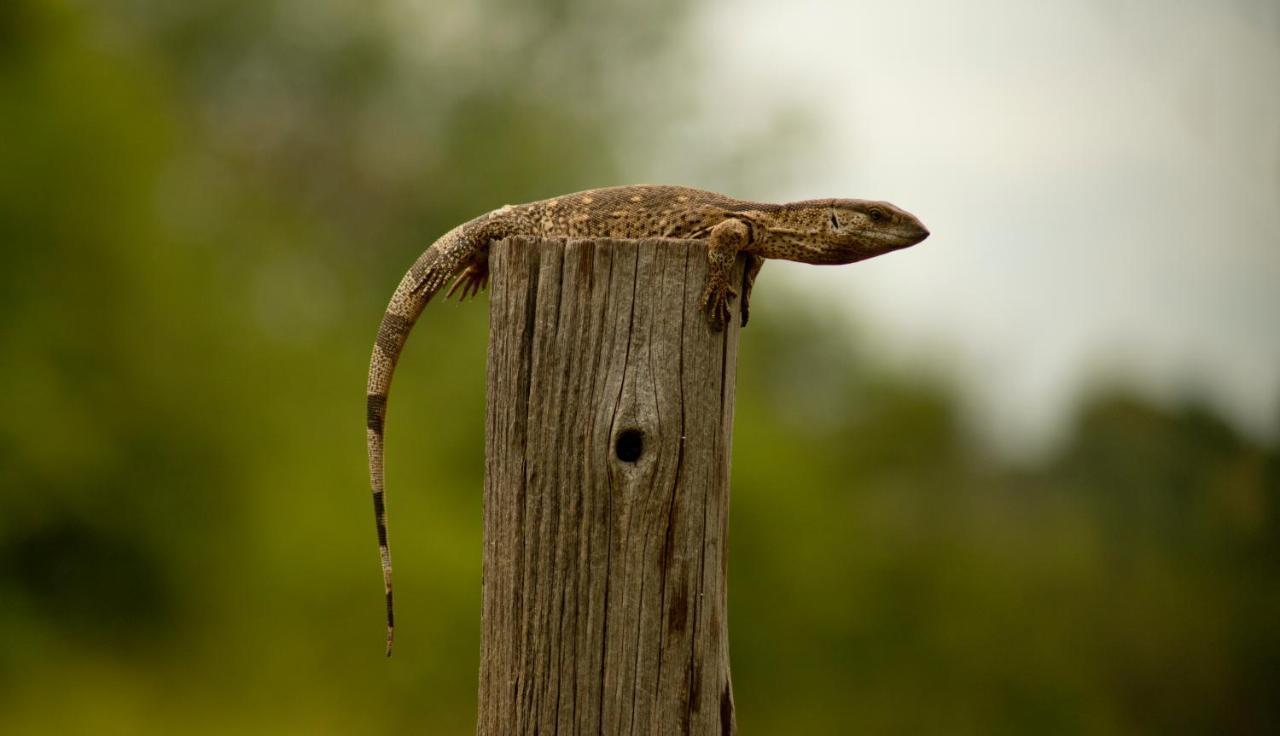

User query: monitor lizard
[365,184,929,654]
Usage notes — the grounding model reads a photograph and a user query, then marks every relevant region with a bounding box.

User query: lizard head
[762,199,930,264]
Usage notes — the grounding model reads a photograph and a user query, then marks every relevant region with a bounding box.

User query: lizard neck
[740,209,847,264]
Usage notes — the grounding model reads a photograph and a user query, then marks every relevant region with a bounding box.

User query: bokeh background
[2,0,1277,733]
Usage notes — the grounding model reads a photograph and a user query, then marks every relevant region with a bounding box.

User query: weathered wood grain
[479,237,742,735]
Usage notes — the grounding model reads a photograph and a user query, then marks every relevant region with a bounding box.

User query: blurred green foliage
[1,0,1276,733]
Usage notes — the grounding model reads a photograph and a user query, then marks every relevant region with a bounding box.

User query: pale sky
[657,0,1280,456]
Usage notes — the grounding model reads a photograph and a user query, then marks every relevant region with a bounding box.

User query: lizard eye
[868,208,885,223]
[829,212,841,229]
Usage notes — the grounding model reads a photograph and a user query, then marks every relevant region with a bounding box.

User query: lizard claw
[446,266,489,302]
[699,281,738,332]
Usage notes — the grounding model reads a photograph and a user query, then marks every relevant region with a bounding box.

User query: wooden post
[479,237,743,735]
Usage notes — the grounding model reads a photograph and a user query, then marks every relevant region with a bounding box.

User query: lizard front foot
[699,280,738,331]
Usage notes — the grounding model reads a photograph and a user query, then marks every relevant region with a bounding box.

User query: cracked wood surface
[479,237,742,735]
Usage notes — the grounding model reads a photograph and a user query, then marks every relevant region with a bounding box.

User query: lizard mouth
[862,226,929,249]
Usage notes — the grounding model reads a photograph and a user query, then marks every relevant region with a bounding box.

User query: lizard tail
[366,227,475,656]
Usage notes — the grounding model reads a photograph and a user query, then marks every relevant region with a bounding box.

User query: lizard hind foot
[446,266,489,302]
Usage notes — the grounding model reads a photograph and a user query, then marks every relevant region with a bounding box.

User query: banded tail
[366,225,483,656]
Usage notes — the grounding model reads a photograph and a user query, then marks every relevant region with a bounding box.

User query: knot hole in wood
[614,428,644,463]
